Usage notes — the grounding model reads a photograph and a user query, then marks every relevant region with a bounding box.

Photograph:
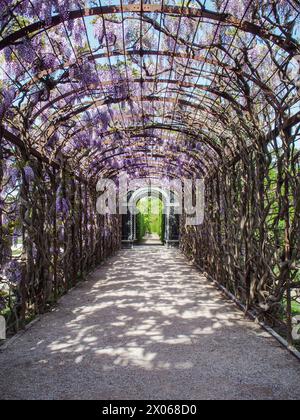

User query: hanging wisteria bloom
[0,88,15,119]
[23,166,35,183]
[56,196,70,217]
[3,261,23,286]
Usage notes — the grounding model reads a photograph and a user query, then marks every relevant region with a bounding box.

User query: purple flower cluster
[9,167,20,187]
[57,1,70,21]
[0,0,14,15]
[94,19,104,44]
[23,166,35,183]
[99,111,110,132]
[0,87,15,119]
[3,260,23,285]
[56,196,70,217]
[73,132,91,149]
[41,53,58,70]
[69,61,99,85]
[46,133,60,150]
[17,40,36,64]
[225,0,253,19]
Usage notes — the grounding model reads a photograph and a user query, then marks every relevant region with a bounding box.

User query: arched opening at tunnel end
[121,187,180,248]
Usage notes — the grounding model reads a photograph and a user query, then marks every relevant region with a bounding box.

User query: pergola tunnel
[0,0,300,361]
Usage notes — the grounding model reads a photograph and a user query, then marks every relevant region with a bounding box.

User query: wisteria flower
[23,166,35,183]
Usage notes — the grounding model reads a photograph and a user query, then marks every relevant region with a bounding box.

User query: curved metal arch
[94,162,199,183]
[99,154,197,177]
[40,96,228,134]
[35,101,227,154]
[51,123,223,164]
[73,132,216,174]
[40,119,224,165]
[74,136,216,173]
[56,118,222,150]
[0,5,297,53]
[83,148,207,179]
[24,49,280,111]
[80,153,208,184]
[26,49,226,88]
[66,138,215,184]
[34,109,224,150]
[32,101,231,150]
[95,108,300,182]
[31,78,246,121]
[82,123,221,144]
[96,168,187,184]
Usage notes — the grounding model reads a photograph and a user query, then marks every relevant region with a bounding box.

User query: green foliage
[291,300,300,317]
[136,197,164,242]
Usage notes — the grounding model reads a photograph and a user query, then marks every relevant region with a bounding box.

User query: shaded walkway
[139,233,163,246]
[0,247,300,400]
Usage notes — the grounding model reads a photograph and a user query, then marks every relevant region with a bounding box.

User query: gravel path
[1,247,300,400]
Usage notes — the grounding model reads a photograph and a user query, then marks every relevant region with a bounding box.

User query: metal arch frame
[66,122,223,153]
[41,95,226,126]
[24,49,279,106]
[76,136,216,177]
[34,97,230,158]
[7,42,279,174]
[0,5,297,53]
[0,2,298,200]
[22,49,280,117]
[33,96,227,150]
[36,108,227,157]
[3,3,288,164]
[0,118,200,182]
[0,0,294,181]
[91,154,203,181]
[102,166,192,180]
[34,95,227,156]
[62,127,222,176]
[3,108,299,187]
[60,119,222,146]
[24,49,229,89]
[75,110,300,182]
[77,140,215,177]
[89,155,206,183]
[31,78,247,121]
[46,123,223,179]
[34,96,227,136]
[85,148,206,176]
[21,62,279,157]
[44,117,223,157]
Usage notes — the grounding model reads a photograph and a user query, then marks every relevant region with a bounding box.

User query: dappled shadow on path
[0,247,300,400]
[138,233,163,246]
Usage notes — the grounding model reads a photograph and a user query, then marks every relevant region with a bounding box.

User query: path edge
[0,251,119,352]
[190,260,300,363]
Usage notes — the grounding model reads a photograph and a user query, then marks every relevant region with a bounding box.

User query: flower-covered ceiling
[0,0,299,182]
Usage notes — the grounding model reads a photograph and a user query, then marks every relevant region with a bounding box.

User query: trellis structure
[0,0,299,344]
